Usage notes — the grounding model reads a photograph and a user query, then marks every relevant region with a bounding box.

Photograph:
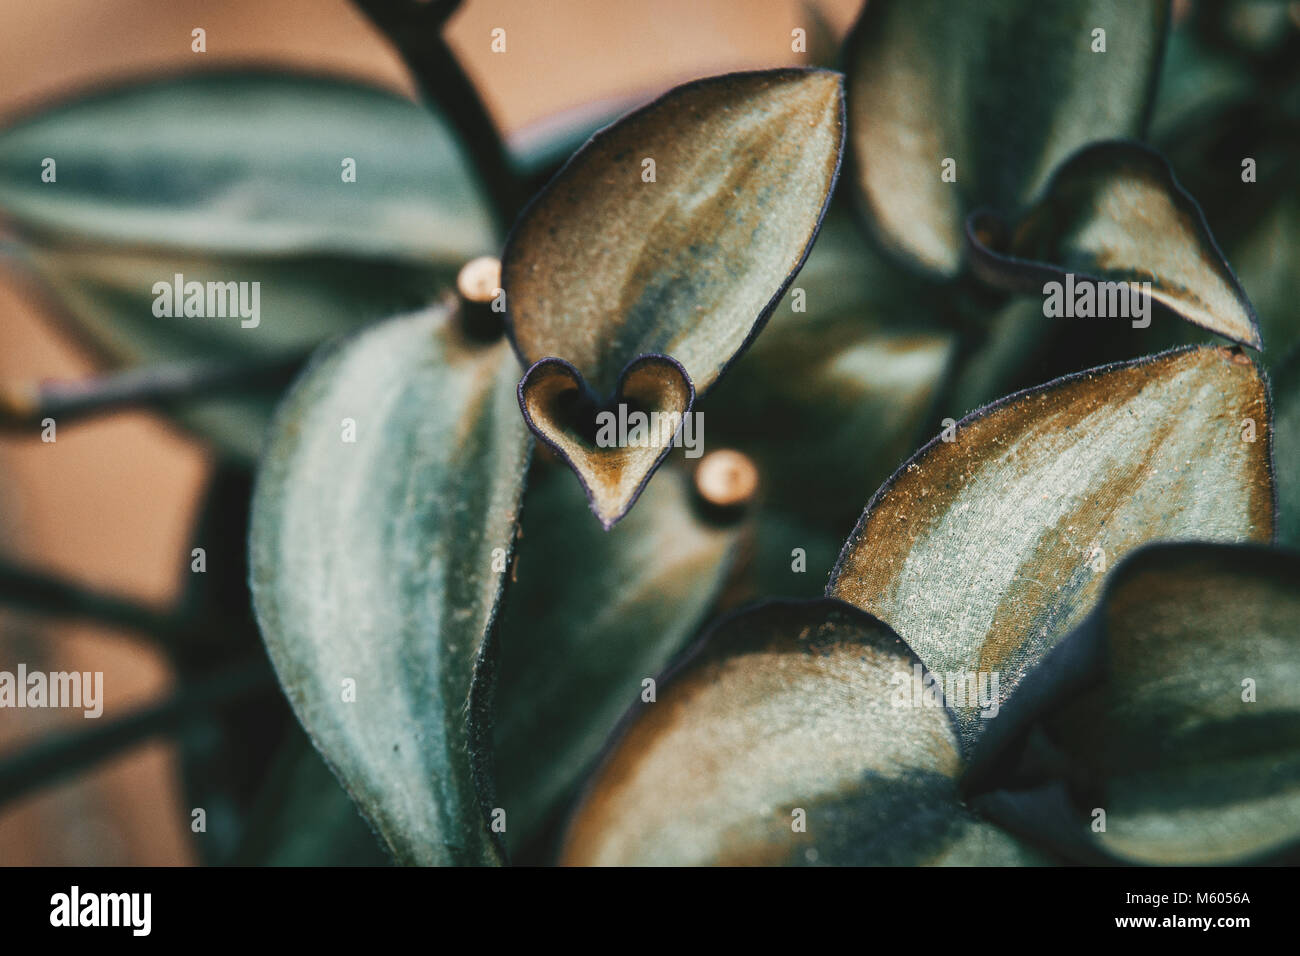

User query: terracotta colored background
[0,0,861,865]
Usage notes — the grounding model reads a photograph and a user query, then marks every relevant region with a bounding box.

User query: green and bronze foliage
[2,0,1298,866]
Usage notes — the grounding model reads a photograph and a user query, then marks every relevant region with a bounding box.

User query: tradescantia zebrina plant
[503,69,844,528]
[1,0,1299,867]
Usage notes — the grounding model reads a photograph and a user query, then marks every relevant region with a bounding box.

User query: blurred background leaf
[844,0,1169,278]
[172,463,289,864]
[233,727,391,866]
[1152,0,1300,365]
[0,70,497,462]
[0,70,494,259]
[492,460,743,861]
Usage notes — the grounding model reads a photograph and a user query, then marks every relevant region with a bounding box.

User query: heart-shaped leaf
[560,599,1049,866]
[828,345,1274,750]
[0,71,497,460]
[845,0,1169,279]
[518,355,693,529]
[967,141,1262,348]
[249,303,530,866]
[971,543,1300,865]
[503,68,844,526]
[492,462,742,857]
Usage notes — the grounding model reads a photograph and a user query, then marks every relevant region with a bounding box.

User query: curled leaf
[829,345,1274,749]
[967,141,1261,348]
[972,543,1300,865]
[561,599,1048,866]
[493,463,742,856]
[503,68,844,526]
[845,0,1169,278]
[249,303,530,865]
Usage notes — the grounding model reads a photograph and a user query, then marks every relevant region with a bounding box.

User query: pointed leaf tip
[829,345,1274,750]
[967,141,1262,349]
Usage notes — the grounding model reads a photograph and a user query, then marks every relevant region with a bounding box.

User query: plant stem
[0,559,257,655]
[352,0,522,230]
[0,660,276,807]
[0,559,177,646]
[0,354,305,432]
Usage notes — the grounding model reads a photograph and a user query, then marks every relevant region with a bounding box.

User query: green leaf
[0,70,494,260]
[560,599,1049,865]
[967,141,1262,348]
[234,730,391,867]
[1226,184,1300,360]
[747,511,846,600]
[503,68,844,527]
[845,0,1169,278]
[492,462,742,856]
[828,345,1274,750]
[972,543,1300,865]
[0,70,497,460]
[1149,15,1256,144]
[706,207,956,529]
[248,303,530,866]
